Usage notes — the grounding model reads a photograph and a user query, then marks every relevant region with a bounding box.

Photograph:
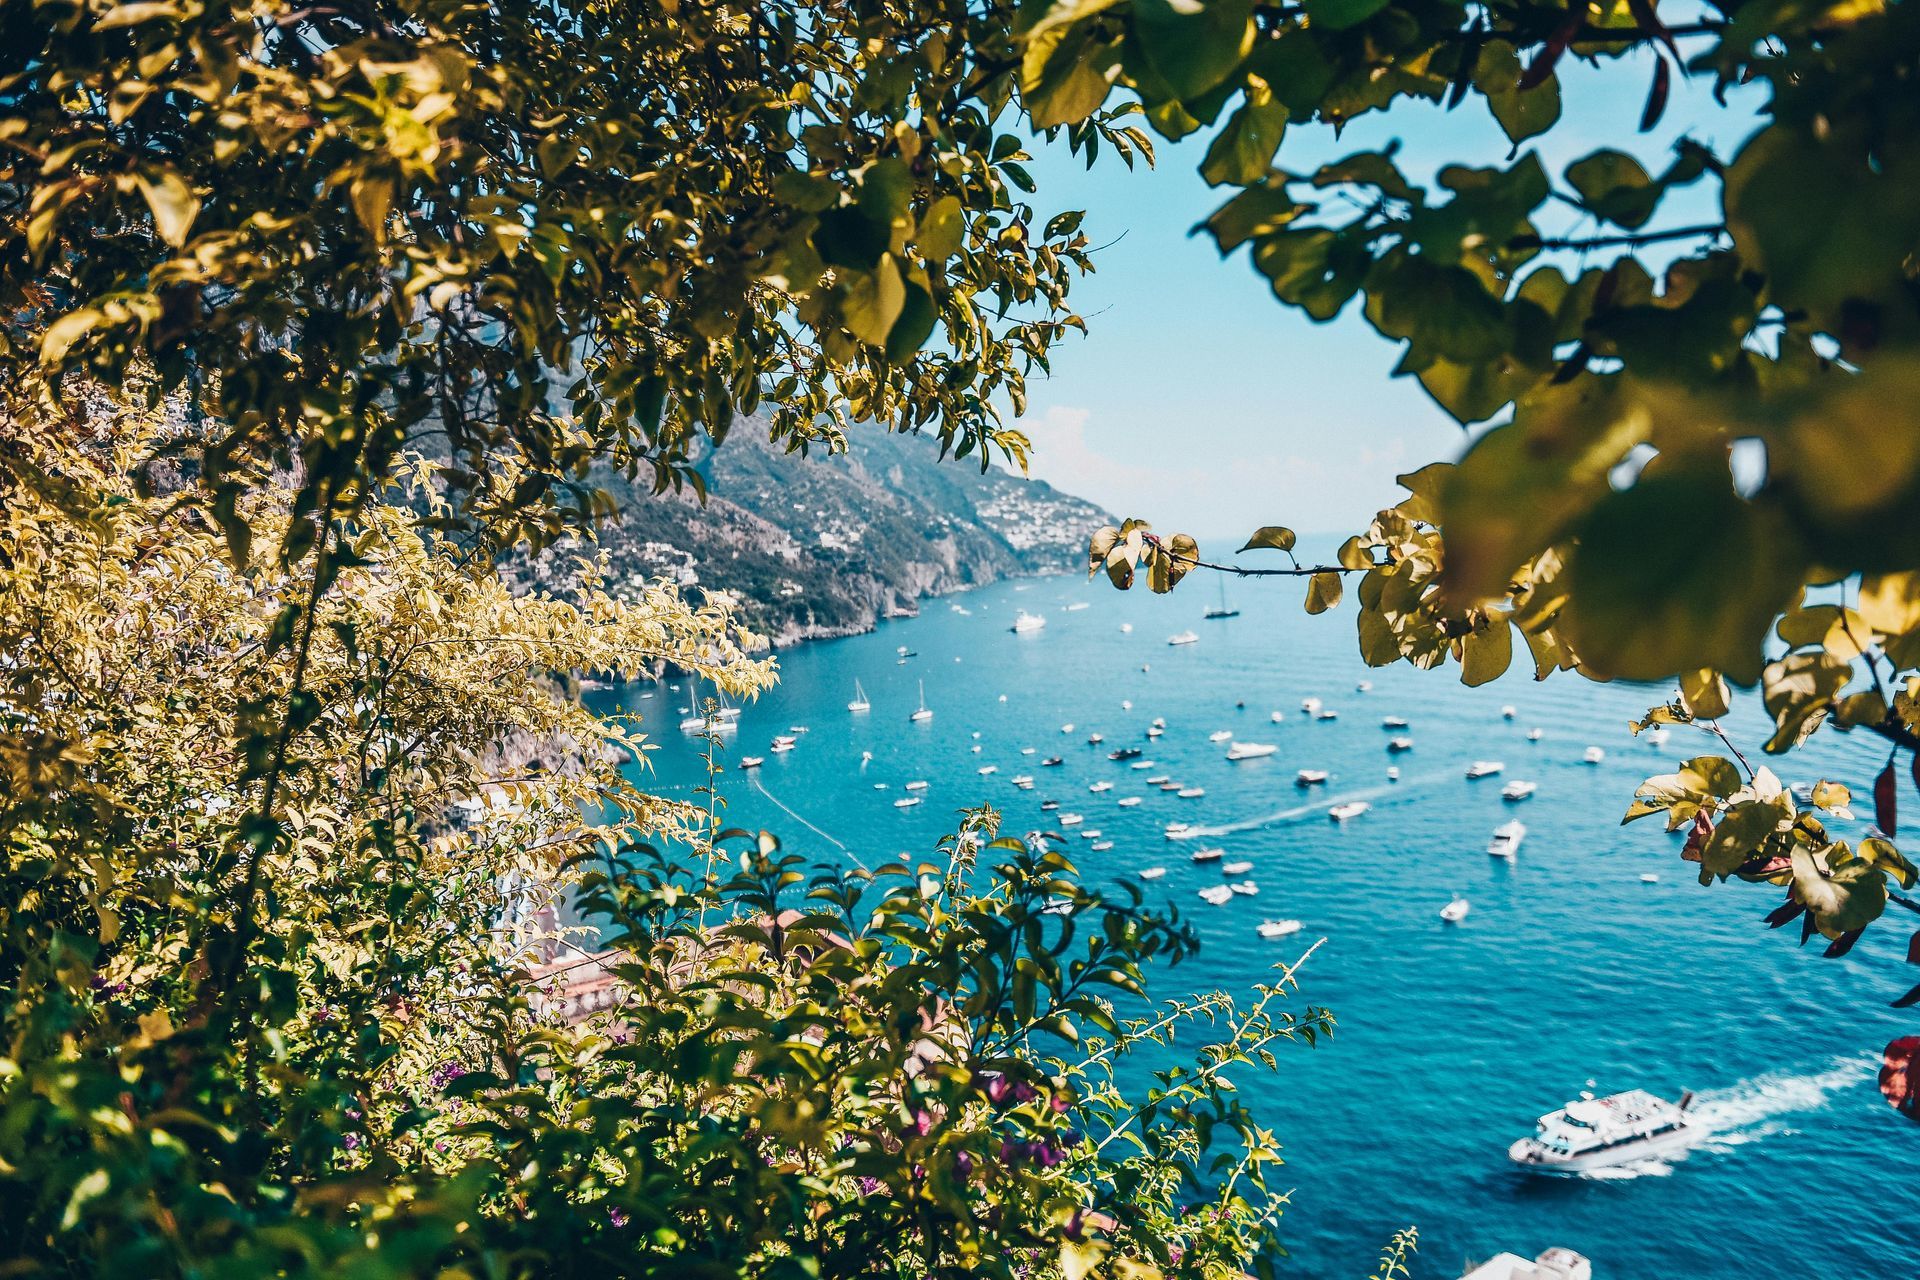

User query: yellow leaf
[134,168,198,247]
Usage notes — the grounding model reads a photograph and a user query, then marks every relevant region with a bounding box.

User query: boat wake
[749,775,869,871]
[1578,1056,1874,1181]
[1180,775,1442,839]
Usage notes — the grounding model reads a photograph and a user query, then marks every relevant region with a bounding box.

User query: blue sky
[1013,44,1766,544]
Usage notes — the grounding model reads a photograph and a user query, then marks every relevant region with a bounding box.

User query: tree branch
[1513,223,1728,252]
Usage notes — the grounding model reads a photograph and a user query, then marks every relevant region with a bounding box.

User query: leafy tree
[1061,0,1920,1103]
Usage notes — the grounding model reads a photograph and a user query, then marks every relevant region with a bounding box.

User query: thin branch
[1513,223,1727,251]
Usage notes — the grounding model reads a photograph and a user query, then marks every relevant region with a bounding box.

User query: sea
[583,574,1920,1279]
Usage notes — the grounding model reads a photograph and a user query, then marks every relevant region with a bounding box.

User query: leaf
[1460,618,1513,687]
[1022,24,1120,129]
[1678,669,1730,719]
[1791,844,1888,938]
[1131,0,1256,98]
[1477,40,1561,145]
[1304,570,1342,615]
[134,168,199,248]
[1303,0,1388,31]
[917,196,966,261]
[1699,800,1785,878]
[1238,525,1296,554]
[1877,763,1899,837]
[1199,91,1287,186]
[1088,526,1121,578]
[1566,150,1658,230]
[1759,651,1851,754]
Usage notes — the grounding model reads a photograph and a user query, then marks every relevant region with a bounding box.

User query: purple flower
[857,1176,883,1196]
[608,1207,629,1228]
[911,1109,933,1137]
[984,1074,1011,1105]
[953,1150,974,1177]
[343,1132,361,1151]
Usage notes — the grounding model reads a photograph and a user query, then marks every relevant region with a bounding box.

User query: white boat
[1146,775,1170,785]
[1011,610,1048,633]
[1221,860,1253,876]
[1440,896,1470,923]
[1386,766,1400,781]
[1120,623,1133,633]
[1087,733,1104,744]
[1388,737,1414,752]
[1197,885,1234,905]
[1502,780,1537,802]
[1139,866,1166,880]
[1116,796,1141,807]
[1190,846,1224,863]
[894,796,922,809]
[1010,774,1033,786]
[1059,813,1083,827]
[1039,800,1059,811]
[1382,716,1409,729]
[909,680,933,723]
[1167,630,1199,646]
[872,782,888,790]
[1228,880,1259,896]
[1501,705,1517,720]
[1527,727,1544,742]
[771,735,796,753]
[1583,746,1606,764]
[978,764,998,776]
[1301,697,1322,712]
[1061,723,1075,733]
[1316,709,1338,721]
[847,679,871,713]
[1130,761,1152,770]
[1488,820,1527,857]
[1121,699,1132,710]
[1462,1248,1592,1280]
[1296,769,1329,786]
[1164,822,1194,839]
[1208,729,1233,743]
[1145,725,1163,738]
[1258,919,1303,939]
[1356,680,1373,692]
[1467,760,1505,779]
[1507,1089,1697,1175]
[1177,787,1205,798]
[1078,828,1102,840]
[1020,747,1036,755]
[740,756,765,769]
[905,780,929,792]
[1226,741,1278,761]
[1088,780,1113,793]
[1329,801,1369,821]
[1090,840,1114,852]
[1641,872,1661,883]
[1151,716,1166,728]
[1270,710,1285,723]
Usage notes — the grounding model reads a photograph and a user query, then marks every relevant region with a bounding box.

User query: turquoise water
[588,576,1917,1279]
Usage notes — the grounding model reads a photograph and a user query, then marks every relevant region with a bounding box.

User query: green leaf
[1701,800,1787,878]
[1201,184,1304,253]
[1759,651,1851,753]
[1304,0,1389,31]
[1200,91,1287,186]
[917,196,965,261]
[1238,525,1296,553]
[1566,149,1658,230]
[1460,618,1513,687]
[1792,844,1888,938]
[1023,24,1120,128]
[1477,41,1561,144]
[1130,0,1255,99]
[1304,570,1342,614]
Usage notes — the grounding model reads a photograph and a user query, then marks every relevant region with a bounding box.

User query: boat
[1116,796,1142,807]
[1087,732,1104,745]
[1488,820,1527,857]
[1329,801,1369,821]
[1157,781,1182,791]
[1130,760,1153,770]
[1177,787,1205,798]
[1207,730,1233,743]
[1204,579,1240,620]
[1221,860,1253,876]
[1039,800,1060,811]
[1011,610,1048,633]
[1121,699,1132,710]
[1316,709,1338,721]
[1139,866,1166,880]
[1226,741,1277,760]
[1059,813,1083,827]
[1190,846,1224,863]
[1090,840,1114,852]
[1296,769,1329,786]
[1641,872,1661,883]
[909,680,933,723]
[1466,760,1504,779]
[978,764,998,776]
[1146,775,1170,785]
[1440,896,1470,923]
[1502,780,1537,802]
[1388,736,1414,752]
[1527,727,1544,742]
[1258,919,1303,939]
[1165,823,1194,839]
[1270,710,1285,723]
[1382,716,1409,729]
[1088,780,1113,793]
[1109,746,1143,761]
[1583,746,1606,764]
[905,780,929,792]
[1462,1248,1592,1280]
[1646,726,1671,747]
[1507,1089,1696,1175]
[771,735,797,753]
[1061,723,1075,734]
[1010,774,1033,786]
[1197,885,1234,905]
[1167,630,1199,646]
[1042,756,1064,767]
[893,796,922,809]
[1387,766,1400,780]
[1078,828,1102,840]
[1301,696,1322,712]
[1145,724,1164,738]
[1151,716,1167,728]
[1356,680,1373,692]
[1228,880,1259,896]
[1120,623,1133,633]
[847,679,871,713]
[1501,705,1517,720]
[740,756,765,769]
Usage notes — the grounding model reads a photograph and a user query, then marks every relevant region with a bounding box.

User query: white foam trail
[1576,1056,1873,1181]
[1180,774,1444,839]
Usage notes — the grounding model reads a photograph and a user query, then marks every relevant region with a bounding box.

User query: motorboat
[1139,866,1166,880]
[1527,727,1544,742]
[1316,709,1338,721]
[1021,747,1036,755]
[1164,822,1194,839]
[1466,760,1504,779]
[893,796,921,809]
[1463,1248,1592,1280]
[1301,697,1322,713]
[1226,741,1278,761]
[1158,781,1182,791]
[1116,796,1142,807]
[1011,610,1048,633]
[1388,736,1414,752]
[1190,846,1225,863]
[1583,746,1606,764]
[1197,885,1234,905]
[1502,780,1538,802]
[1296,769,1329,786]
[1382,716,1409,729]
[1109,746,1143,761]
[1090,840,1114,852]
[1440,896,1470,923]
[1039,800,1060,811]
[910,680,933,723]
[1329,801,1369,821]
[740,756,765,769]
[1177,787,1205,798]
[1258,919,1303,939]
[905,780,929,792]
[1061,723,1074,733]
[1151,716,1167,728]
[1488,820,1527,857]
[970,745,982,754]
[1386,766,1400,781]
[1270,711,1285,723]
[1011,774,1034,787]
[1119,623,1133,633]
[977,764,998,776]
[1146,775,1170,785]
[1641,872,1661,883]
[1078,828,1102,840]
[1088,780,1113,793]
[1167,631,1199,646]
[1645,726,1671,747]
[1221,860,1253,876]
[1145,725,1164,738]
[1087,733,1104,745]
[896,646,910,656]
[1502,705,1517,720]
[1042,756,1064,767]
[1130,761,1152,770]
[1208,729,1234,743]
[872,782,888,790]
[771,735,797,753]
[1059,813,1083,827]
[1228,880,1259,896]
[1507,1089,1696,1175]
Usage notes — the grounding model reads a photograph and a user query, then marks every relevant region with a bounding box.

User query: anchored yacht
[1388,736,1414,752]
[1329,801,1369,821]
[1221,859,1253,876]
[1296,768,1329,786]
[1583,746,1606,764]
[1502,780,1537,802]
[1167,630,1199,646]
[1197,884,1234,905]
[1139,866,1166,880]
[1011,610,1048,633]
[1507,1089,1696,1175]
[1189,846,1224,863]
[1440,896,1470,923]
[1466,760,1504,779]
[1226,741,1277,761]
[1258,919,1302,939]
[847,679,871,713]
[1488,820,1527,857]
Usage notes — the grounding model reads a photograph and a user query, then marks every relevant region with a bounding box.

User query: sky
[1009,44,1767,545]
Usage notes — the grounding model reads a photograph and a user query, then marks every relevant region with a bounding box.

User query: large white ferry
[1507,1088,1696,1175]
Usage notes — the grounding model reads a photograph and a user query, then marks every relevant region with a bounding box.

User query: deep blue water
[587,576,1919,1279]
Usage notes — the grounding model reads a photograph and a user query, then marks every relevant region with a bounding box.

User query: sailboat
[677,680,740,733]
[847,679,871,713]
[909,680,933,723]
[1204,577,1240,620]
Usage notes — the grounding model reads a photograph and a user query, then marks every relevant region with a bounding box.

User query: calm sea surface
[586,575,1918,1279]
